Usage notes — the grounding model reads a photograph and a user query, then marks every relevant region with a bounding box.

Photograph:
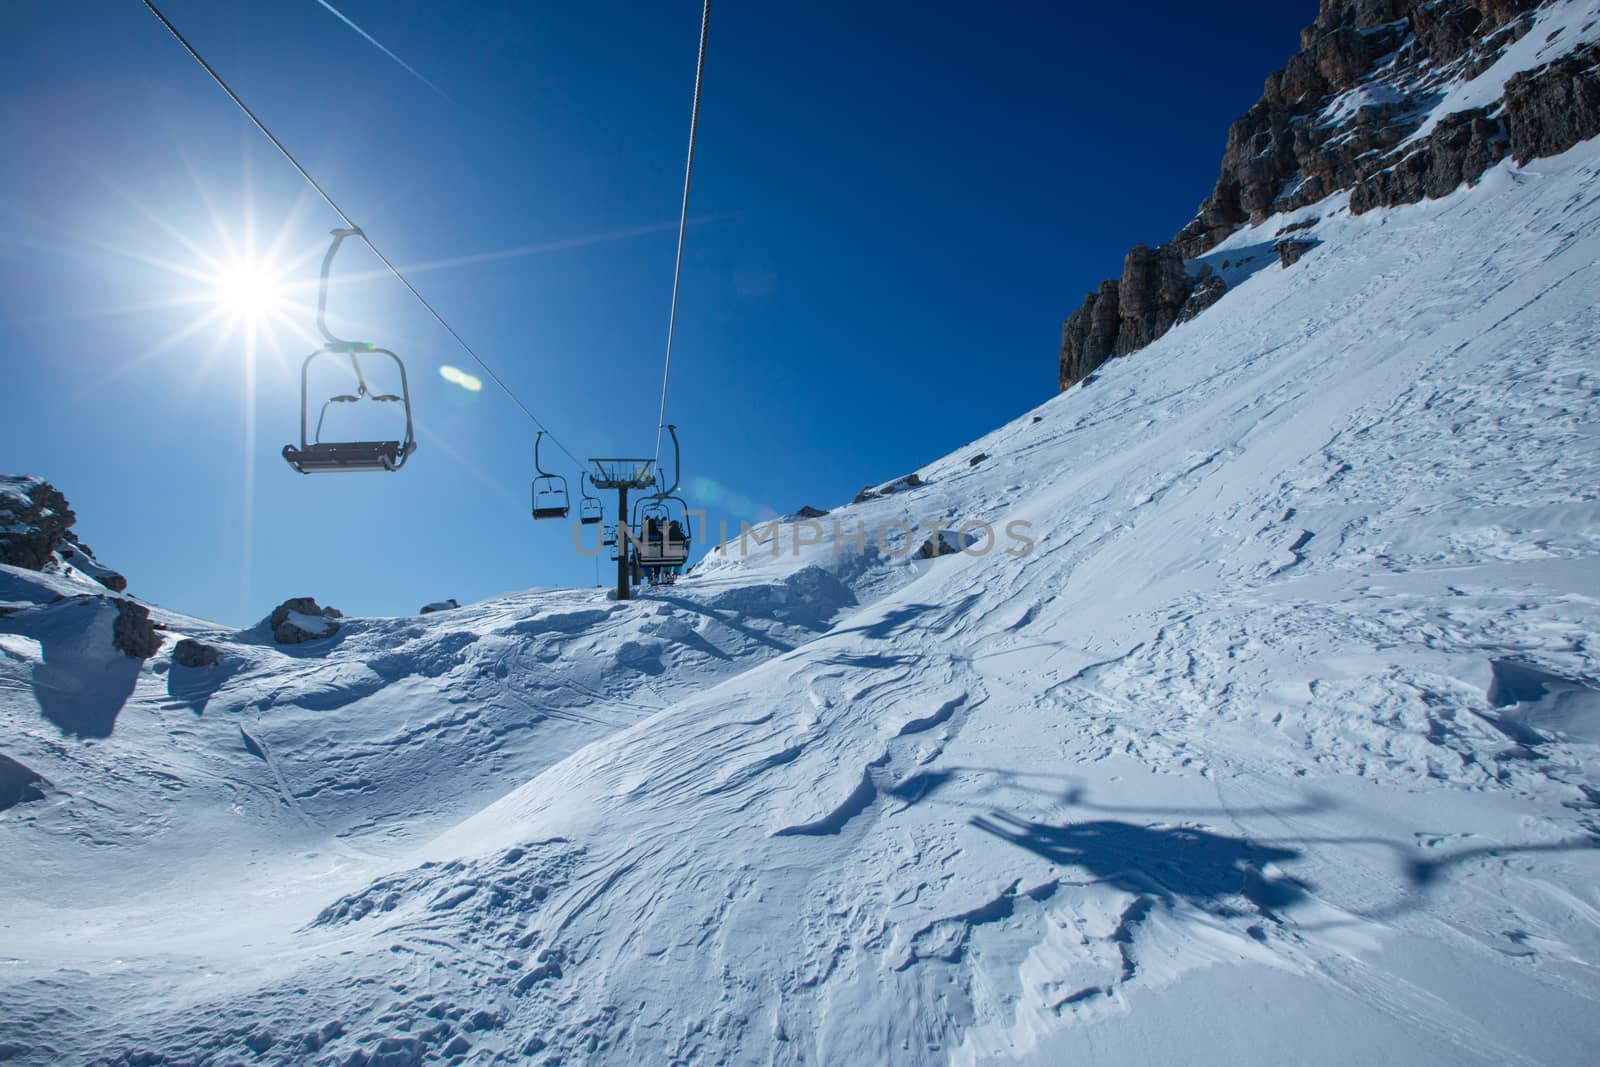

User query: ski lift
[630,424,691,572]
[531,431,570,520]
[578,473,603,525]
[283,228,417,474]
[632,492,692,570]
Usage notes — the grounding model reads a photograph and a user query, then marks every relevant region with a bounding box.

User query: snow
[284,608,337,636]
[1320,80,1407,127]
[3,103,1600,1067]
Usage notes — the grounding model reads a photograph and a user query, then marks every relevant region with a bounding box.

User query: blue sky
[0,1,1316,625]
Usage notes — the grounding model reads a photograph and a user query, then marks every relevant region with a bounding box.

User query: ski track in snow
[5,95,1600,1067]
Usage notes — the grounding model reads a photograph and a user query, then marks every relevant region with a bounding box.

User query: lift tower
[587,458,659,602]
[589,426,685,602]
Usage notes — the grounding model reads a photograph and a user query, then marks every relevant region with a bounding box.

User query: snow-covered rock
[267,597,343,644]
[0,476,72,572]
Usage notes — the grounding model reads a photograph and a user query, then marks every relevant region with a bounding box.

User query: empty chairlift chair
[283,228,417,474]
[531,431,570,520]
[579,474,603,525]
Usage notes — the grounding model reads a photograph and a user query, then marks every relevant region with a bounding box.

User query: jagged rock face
[1116,245,1194,356]
[1174,0,1543,256]
[1059,279,1121,391]
[1060,247,1218,389]
[1060,1,1600,391]
[1504,42,1600,162]
[1350,107,1509,213]
[0,478,75,571]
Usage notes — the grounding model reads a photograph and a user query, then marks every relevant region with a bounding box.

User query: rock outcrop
[1058,279,1120,392]
[268,598,343,644]
[55,532,128,592]
[0,477,75,571]
[1061,247,1222,389]
[1504,41,1600,162]
[853,473,926,505]
[1114,244,1195,356]
[913,532,962,560]
[1178,272,1228,322]
[1060,2,1600,391]
[1350,107,1510,214]
[172,638,222,668]
[420,599,460,615]
[112,600,162,659]
[1276,238,1319,268]
[0,476,127,591]
[1174,0,1544,254]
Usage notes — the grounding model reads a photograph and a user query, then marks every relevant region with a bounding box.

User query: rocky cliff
[1060,0,1600,391]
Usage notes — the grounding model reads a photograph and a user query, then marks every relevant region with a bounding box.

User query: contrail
[310,0,451,100]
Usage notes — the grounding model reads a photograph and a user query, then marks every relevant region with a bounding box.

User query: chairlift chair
[531,431,571,520]
[578,473,603,525]
[283,228,417,474]
[631,493,692,569]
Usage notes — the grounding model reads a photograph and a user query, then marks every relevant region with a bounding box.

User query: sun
[210,255,291,328]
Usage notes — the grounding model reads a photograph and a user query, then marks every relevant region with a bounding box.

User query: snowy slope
[5,95,1600,1067]
[0,560,851,1053]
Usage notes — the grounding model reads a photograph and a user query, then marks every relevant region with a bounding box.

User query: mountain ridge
[1059,0,1600,390]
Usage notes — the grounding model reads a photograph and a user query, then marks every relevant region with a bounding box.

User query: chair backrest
[532,474,570,519]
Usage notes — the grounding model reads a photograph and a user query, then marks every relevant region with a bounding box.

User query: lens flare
[440,365,483,392]
[687,475,775,523]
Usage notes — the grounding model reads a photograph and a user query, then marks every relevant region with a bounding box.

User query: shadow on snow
[971,810,1311,915]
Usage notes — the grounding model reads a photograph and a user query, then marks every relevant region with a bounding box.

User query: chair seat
[638,543,690,566]
[284,441,406,474]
